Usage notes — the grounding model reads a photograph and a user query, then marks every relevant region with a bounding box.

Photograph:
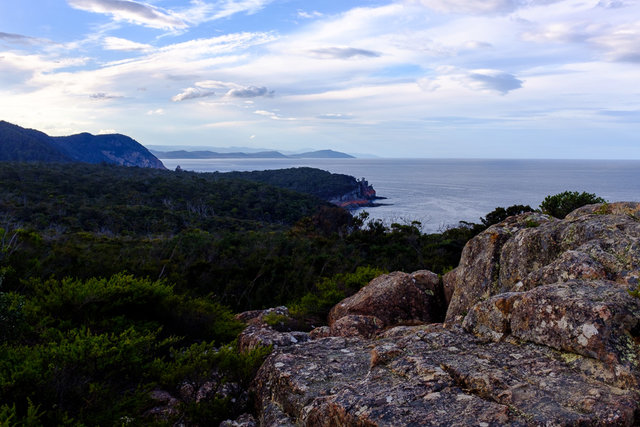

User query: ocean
[159,158,640,233]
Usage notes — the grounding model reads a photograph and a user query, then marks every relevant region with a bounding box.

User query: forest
[1,162,595,425]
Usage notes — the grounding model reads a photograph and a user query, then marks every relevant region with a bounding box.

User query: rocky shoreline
[329,177,387,209]
[228,202,640,426]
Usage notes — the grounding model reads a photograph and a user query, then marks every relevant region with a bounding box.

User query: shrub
[480,205,534,227]
[539,191,606,219]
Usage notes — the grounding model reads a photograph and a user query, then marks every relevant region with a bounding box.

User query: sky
[1,0,639,158]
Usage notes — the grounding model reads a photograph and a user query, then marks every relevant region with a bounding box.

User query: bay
[159,158,640,233]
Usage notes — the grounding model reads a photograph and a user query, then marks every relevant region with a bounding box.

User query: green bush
[0,292,27,343]
[0,326,165,425]
[480,204,534,227]
[24,273,243,343]
[539,191,606,219]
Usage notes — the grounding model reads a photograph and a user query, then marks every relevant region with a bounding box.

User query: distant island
[151,148,355,159]
[0,121,165,169]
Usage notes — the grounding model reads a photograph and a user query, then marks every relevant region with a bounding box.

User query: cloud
[193,80,273,98]
[103,36,152,51]
[146,108,165,115]
[590,24,640,62]
[417,78,441,92]
[308,47,381,59]
[297,10,323,19]
[317,113,354,119]
[254,110,295,120]
[225,86,273,98]
[407,0,562,15]
[423,67,523,94]
[0,32,44,46]
[67,0,187,30]
[90,92,121,99]
[597,0,630,8]
[171,87,215,102]
[208,0,275,20]
[465,69,523,93]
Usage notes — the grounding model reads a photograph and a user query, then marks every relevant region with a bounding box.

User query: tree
[539,191,606,219]
[480,204,534,227]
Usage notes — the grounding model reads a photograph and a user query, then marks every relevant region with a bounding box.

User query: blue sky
[1,0,639,158]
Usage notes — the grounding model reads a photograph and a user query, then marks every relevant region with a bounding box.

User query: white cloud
[465,69,523,93]
[67,0,187,30]
[146,108,165,115]
[308,47,381,59]
[103,36,152,51]
[254,110,295,120]
[317,113,354,120]
[406,0,563,15]
[206,0,275,20]
[590,23,640,62]
[0,32,48,46]
[226,86,273,98]
[90,92,122,99]
[172,87,216,102]
[297,10,323,19]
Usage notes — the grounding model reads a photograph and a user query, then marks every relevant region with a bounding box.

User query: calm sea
[160,158,640,233]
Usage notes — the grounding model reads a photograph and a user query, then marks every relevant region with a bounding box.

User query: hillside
[0,121,72,163]
[0,121,164,168]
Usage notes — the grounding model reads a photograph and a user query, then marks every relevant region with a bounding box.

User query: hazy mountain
[288,149,354,159]
[0,121,165,169]
[151,148,354,159]
[152,150,289,159]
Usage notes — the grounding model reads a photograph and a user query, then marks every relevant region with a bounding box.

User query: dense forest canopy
[0,161,550,425]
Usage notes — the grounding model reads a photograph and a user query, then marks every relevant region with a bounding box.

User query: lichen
[559,352,581,363]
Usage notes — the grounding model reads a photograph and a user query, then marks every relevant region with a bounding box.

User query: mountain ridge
[0,121,165,169]
[151,148,355,159]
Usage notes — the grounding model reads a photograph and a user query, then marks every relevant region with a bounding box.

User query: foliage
[539,191,606,219]
[0,273,257,425]
[480,205,535,227]
[0,292,27,344]
[0,159,553,424]
[0,162,331,235]
[220,167,361,200]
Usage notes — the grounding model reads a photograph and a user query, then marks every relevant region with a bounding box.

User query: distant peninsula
[151,148,355,159]
[0,121,165,169]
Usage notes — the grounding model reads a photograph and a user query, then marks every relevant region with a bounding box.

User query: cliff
[0,121,165,169]
[329,177,382,209]
[234,202,640,426]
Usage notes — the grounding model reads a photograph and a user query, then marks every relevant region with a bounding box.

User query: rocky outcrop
[328,270,444,332]
[237,306,310,353]
[444,202,640,322]
[250,202,640,426]
[329,178,383,209]
[254,325,638,426]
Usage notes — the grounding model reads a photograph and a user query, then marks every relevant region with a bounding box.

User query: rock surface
[250,203,640,426]
[445,203,640,322]
[254,325,639,426]
[237,306,310,353]
[328,270,444,330]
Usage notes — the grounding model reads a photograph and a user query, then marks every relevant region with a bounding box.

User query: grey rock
[253,326,639,426]
[445,203,640,321]
[329,270,444,330]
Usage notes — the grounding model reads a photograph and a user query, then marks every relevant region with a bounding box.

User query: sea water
[159,158,640,233]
